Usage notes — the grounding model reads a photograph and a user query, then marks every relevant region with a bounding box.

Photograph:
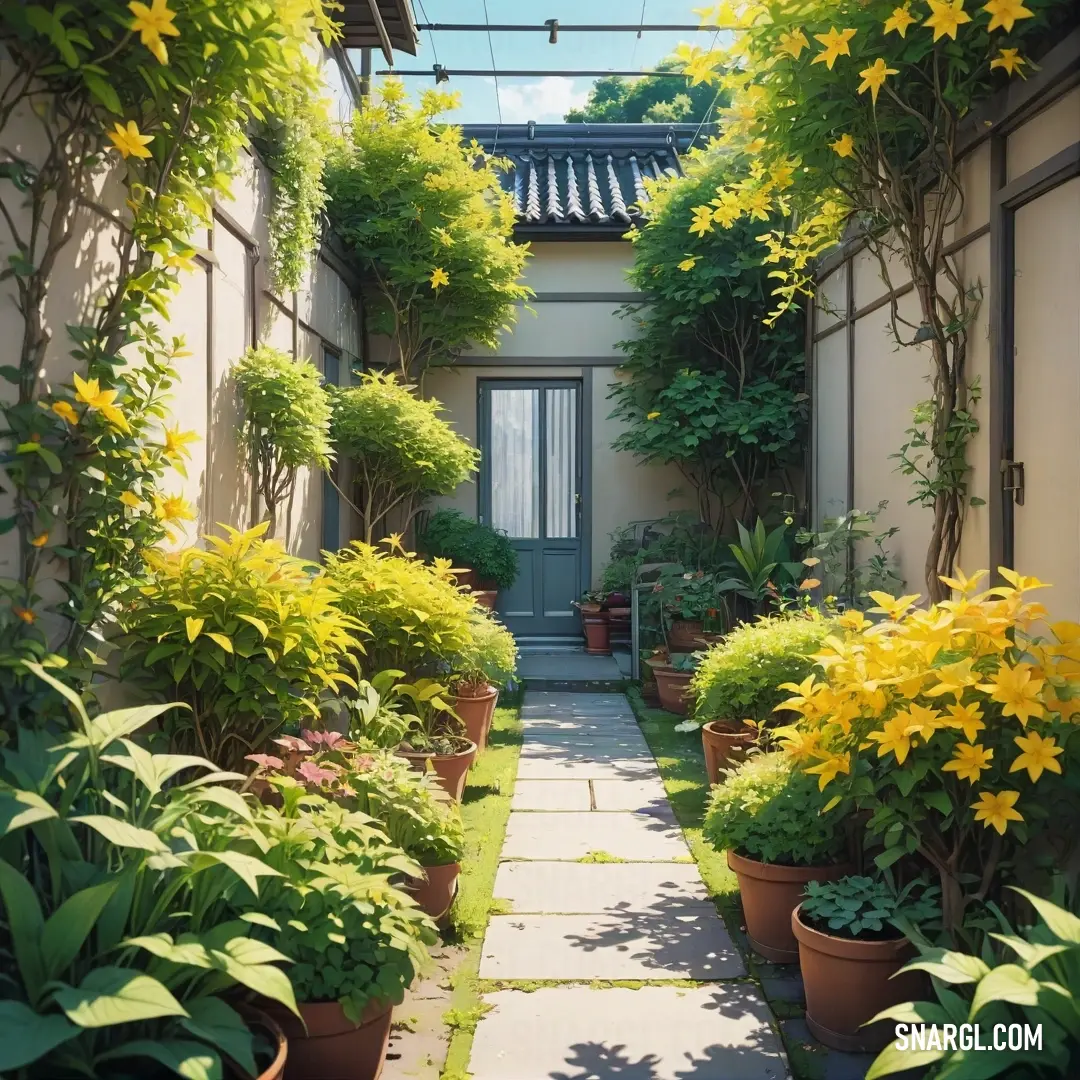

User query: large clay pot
[228,1006,287,1080]
[452,568,479,590]
[453,685,498,751]
[268,998,392,1080]
[668,619,705,652]
[472,589,497,611]
[582,613,611,655]
[398,740,477,801]
[793,904,927,1052]
[701,720,756,785]
[727,850,852,963]
[653,665,694,715]
[406,861,461,922]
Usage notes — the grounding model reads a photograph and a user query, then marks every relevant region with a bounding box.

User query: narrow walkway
[469,692,790,1080]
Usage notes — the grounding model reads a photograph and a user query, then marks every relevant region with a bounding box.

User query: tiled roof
[462,123,705,234]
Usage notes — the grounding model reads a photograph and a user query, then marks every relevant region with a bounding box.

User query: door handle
[1001,459,1025,506]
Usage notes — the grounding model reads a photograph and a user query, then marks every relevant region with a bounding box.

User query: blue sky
[365,1,722,124]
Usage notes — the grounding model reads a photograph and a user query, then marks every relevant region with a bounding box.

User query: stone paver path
[469,692,790,1080]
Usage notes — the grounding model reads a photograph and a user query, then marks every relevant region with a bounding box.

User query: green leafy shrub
[800,876,940,941]
[455,612,518,691]
[330,372,479,542]
[234,346,333,536]
[418,509,519,589]
[691,612,835,725]
[704,752,847,867]
[0,669,298,1079]
[249,736,464,867]
[114,522,361,771]
[325,80,531,379]
[869,888,1080,1079]
[238,779,435,1019]
[325,540,479,675]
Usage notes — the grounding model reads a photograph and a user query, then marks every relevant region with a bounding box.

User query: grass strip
[440,687,523,1078]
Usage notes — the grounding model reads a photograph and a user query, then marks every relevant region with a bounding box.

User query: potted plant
[704,753,851,962]
[687,611,836,784]
[396,678,477,800]
[793,876,939,1052]
[653,566,730,651]
[653,651,699,716]
[418,508,519,607]
[576,590,611,654]
[450,612,518,751]
[241,781,436,1080]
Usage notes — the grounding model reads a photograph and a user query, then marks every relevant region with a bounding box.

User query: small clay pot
[227,1006,287,1080]
[452,568,479,590]
[668,619,705,652]
[727,850,852,963]
[398,740,477,801]
[472,589,497,611]
[453,685,498,751]
[582,613,611,655]
[653,665,694,715]
[701,720,756,786]
[267,998,392,1080]
[793,904,927,1052]
[406,861,461,923]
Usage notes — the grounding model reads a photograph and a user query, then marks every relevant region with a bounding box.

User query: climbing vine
[0,0,336,723]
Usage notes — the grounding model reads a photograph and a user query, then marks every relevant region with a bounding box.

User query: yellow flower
[689,205,715,237]
[945,701,986,743]
[868,591,922,619]
[983,0,1034,32]
[164,250,196,272]
[154,494,196,523]
[811,27,857,70]
[903,703,944,742]
[119,491,144,509]
[981,662,1044,727]
[925,657,978,700]
[805,752,850,791]
[991,48,1027,77]
[73,374,131,433]
[129,0,180,64]
[867,713,914,764]
[646,411,661,420]
[778,727,823,762]
[884,5,918,36]
[830,134,855,159]
[972,789,1023,835]
[1010,731,1064,783]
[164,427,197,460]
[940,568,989,596]
[51,400,78,426]
[776,29,810,59]
[943,742,993,784]
[429,267,449,290]
[12,606,35,624]
[857,58,900,105]
[30,532,49,548]
[925,0,973,42]
[107,120,155,160]
[677,257,699,271]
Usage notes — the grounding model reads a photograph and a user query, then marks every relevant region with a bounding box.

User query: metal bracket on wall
[1001,459,1026,506]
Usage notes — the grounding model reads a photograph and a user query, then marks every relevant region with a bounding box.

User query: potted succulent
[688,612,835,785]
[576,590,611,654]
[652,651,699,716]
[793,876,939,1052]
[449,612,518,751]
[241,781,436,1080]
[418,508,519,609]
[395,678,478,800]
[704,753,851,962]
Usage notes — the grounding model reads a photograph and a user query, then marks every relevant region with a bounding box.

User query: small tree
[331,371,479,543]
[325,80,532,379]
[233,346,333,537]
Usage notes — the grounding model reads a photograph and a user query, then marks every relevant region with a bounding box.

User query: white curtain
[545,387,577,539]
[490,388,539,538]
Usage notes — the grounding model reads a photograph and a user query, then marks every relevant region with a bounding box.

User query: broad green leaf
[85,702,185,751]
[970,964,1040,1017]
[1013,888,1080,945]
[54,967,188,1028]
[0,1000,79,1071]
[41,881,118,981]
[903,949,989,985]
[97,1038,221,1080]
[102,740,216,796]
[0,856,46,1002]
[866,1039,946,1079]
[0,789,58,836]
[122,932,212,969]
[990,933,1070,971]
[191,850,281,896]
[239,912,280,931]
[185,784,253,822]
[181,997,256,1078]
[70,815,169,853]
[207,633,234,654]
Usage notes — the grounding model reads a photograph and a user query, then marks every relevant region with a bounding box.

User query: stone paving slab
[494,860,710,913]
[521,730,652,751]
[519,651,624,682]
[520,717,641,737]
[515,754,662,781]
[501,809,685,861]
[591,777,671,812]
[519,739,653,763]
[479,910,745,980]
[511,780,592,811]
[469,986,787,1080]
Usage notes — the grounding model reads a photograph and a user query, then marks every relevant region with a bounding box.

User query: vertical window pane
[545,387,577,539]
[490,388,540,538]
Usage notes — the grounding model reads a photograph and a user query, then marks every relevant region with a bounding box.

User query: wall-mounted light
[545,18,559,44]
[434,63,449,84]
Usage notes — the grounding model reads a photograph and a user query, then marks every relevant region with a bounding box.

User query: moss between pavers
[439,688,524,1078]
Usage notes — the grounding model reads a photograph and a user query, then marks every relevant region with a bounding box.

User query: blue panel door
[479,380,583,639]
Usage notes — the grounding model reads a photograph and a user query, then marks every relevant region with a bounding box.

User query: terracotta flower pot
[727,850,852,963]
[793,904,927,1052]
[472,589,497,611]
[406,861,461,923]
[453,568,479,590]
[398,740,477,801]
[653,665,694,715]
[701,721,756,786]
[228,1006,287,1080]
[668,619,705,652]
[266,998,392,1080]
[453,684,498,751]
[582,613,611,655]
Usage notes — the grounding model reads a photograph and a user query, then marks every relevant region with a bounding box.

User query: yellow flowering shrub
[778,569,1080,938]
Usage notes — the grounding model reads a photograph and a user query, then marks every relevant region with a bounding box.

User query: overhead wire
[414,0,440,68]
[481,0,504,124]
[630,0,647,70]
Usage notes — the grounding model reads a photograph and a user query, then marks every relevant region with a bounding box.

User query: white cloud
[489,77,590,124]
